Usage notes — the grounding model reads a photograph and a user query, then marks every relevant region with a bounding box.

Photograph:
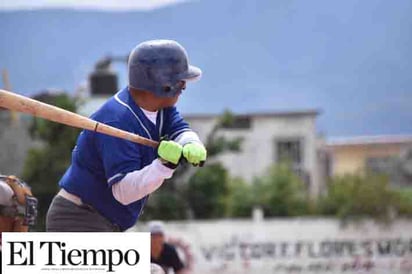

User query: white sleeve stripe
[170,128,191,140]
[108,173,125,184]
[114,92,152,140]
[159,110,164,137]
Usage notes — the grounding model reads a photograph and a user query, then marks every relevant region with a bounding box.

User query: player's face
[159,93,180,108]
[158,81,186,108]
[151,233,165,253]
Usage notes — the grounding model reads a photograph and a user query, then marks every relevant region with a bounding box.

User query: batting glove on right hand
[157,140,183,169]
[182,143,207,166]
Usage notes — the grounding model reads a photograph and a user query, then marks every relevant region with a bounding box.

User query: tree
[254,163,309,217]
[393,187,412,217]
[186,163,229,219]
[144,110,242,220]
[227,177,255,217]
[22,93,80,230]
[140,186,187,221]
[318,172,399,223]
[205,110,243,157]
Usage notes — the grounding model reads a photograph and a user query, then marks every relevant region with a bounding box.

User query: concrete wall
[133,218,412,274]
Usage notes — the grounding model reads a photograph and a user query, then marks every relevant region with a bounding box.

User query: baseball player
[46,40,207,232]
[149,221,186,274]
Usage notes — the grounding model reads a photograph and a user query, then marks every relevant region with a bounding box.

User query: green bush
[186,163,230,219]
[227,178,255,217]
[318,173,398,222]
[395,187,412,216]
[254,163,309,217]
[142,189,187,221]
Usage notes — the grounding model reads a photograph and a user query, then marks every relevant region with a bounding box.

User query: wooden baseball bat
[0,89,159,148]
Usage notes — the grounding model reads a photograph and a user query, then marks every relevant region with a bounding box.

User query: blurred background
[1,0,412,273]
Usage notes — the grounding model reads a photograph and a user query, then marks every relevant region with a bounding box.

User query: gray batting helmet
[128,40,202,97]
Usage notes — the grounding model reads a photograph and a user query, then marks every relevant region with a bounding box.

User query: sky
[0,0,411,137]
[0,0,189,11]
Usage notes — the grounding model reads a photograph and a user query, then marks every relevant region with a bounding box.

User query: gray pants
[46,195,120,232]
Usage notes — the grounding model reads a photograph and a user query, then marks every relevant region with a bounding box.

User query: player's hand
[182,143,207,166]
[157,140,183,168]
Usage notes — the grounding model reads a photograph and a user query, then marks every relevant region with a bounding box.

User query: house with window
[184,110,324,197]
[325,135,412,187]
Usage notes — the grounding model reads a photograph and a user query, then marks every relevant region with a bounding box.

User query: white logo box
[2,232,150,274]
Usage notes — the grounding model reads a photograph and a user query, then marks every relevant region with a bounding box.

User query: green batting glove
[183,143,207,166]
[157,140,183,167]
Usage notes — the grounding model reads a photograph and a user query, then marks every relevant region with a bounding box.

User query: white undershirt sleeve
[112,159,174,205]
[174,130,202,146]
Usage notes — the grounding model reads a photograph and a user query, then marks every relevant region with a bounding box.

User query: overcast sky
[0,0,189,11]
[1,0,411,136]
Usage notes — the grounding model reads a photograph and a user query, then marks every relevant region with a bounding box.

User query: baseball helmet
[128,40,202,98]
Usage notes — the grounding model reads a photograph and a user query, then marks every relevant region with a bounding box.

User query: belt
[57,189,83,206]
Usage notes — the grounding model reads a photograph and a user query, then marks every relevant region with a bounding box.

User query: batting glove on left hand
[157,140,183,169]
[183,143,207,166]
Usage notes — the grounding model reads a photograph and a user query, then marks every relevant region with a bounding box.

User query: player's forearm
[112,159,174,205]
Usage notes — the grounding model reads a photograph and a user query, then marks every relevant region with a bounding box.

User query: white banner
[2,232,150,274]
[134,218,412,274]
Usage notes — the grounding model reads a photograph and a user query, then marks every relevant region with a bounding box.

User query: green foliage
[205,109,243,157]
[254,163,309,217]
[144,110,242,220]
[22,93,80,230]
[318,173,398,222]
[218,109,236,128]
[186,163,230,219]
[206,136,243,157]
[23,146,71,195]
[395,187,412,216]
[140,187,187,221]
[28,94,79,146]
[227,178,255,217]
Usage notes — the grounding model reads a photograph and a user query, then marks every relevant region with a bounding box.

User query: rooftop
[183,109,320,119]
[327,135,412,147]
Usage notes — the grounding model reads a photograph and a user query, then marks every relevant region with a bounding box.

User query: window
[366,156,396,174]
[276,139,303,166]
[275,138,311,187]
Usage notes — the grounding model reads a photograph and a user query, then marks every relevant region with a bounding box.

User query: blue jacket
[59,87,190,231]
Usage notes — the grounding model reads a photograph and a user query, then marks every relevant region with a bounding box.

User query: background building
[185,110,325,197]
[0,110,35,175]
[325,135,412,187]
